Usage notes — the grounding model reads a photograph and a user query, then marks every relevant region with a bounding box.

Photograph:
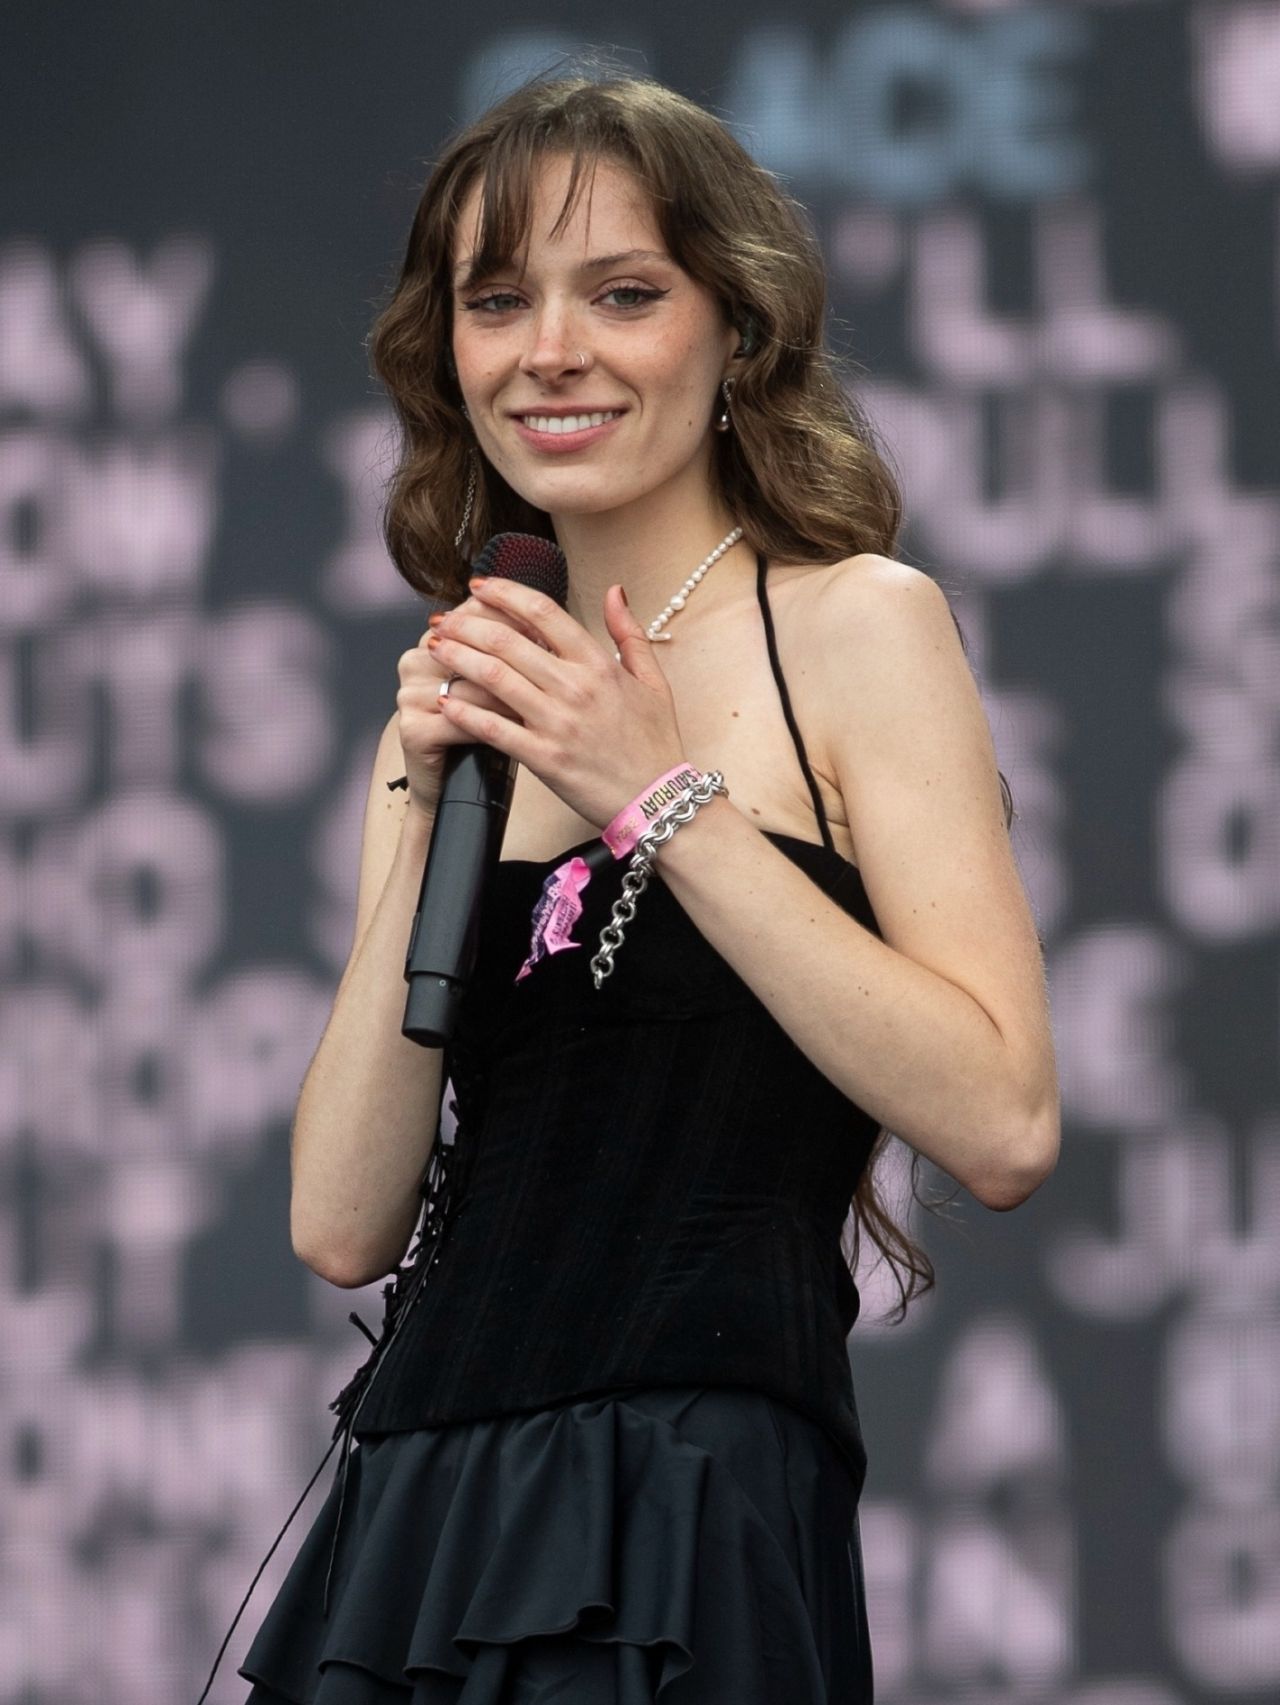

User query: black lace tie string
[319,1131,457,1614]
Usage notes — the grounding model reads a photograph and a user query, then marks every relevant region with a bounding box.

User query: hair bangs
[455,131,629,293]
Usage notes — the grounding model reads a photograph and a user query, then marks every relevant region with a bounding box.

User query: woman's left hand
[426,576,691,830]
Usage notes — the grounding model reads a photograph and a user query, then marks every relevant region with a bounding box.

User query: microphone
[401,532,569,1046]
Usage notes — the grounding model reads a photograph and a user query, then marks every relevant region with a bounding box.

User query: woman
[213,68,1059,1705]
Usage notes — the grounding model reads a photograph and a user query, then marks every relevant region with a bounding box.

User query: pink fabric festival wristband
[601,764,705,859]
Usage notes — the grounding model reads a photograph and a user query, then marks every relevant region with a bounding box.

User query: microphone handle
[402,741,515,1047]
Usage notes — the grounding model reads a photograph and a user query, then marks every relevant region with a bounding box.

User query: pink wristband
[602,764,704,858]
[513,763,706,987]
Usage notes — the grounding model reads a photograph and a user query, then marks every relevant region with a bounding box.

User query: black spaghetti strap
[755,551,836,855]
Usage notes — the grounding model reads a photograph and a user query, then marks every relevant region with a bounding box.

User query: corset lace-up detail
[321,1042,480,1613]
[194,1035,485,1700]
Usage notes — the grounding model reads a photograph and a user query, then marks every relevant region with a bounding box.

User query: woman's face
[449,152,740,519]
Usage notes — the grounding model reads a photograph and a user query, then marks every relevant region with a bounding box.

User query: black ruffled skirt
[236,1385,873,1703]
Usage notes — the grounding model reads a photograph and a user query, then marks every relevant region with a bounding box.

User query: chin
[520,479,646,517]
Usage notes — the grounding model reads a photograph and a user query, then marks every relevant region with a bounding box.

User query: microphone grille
[470,533,568,608]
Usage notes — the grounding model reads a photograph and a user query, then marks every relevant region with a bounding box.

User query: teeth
[522,411,619,434]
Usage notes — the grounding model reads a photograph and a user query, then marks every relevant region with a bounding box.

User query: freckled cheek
[458,365,509,420]
[646,350,711,413]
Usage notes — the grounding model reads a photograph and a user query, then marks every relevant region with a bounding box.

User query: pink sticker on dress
[515,856,593,982]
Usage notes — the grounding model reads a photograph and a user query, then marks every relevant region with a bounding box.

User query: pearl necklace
[611,524,744,662]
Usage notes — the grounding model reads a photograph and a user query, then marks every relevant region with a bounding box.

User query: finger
[433,680,519,719]
[466,574,598,664]
[432,687,516,739]
[436,682,538,764]
[398,649,479,706]
[603,582,667,687]
[426,633,548,725]
[429,602,550,654]
[425,595,546,650]
[399,646,516,722]
[406,609,533,693]
[429,609,560,691]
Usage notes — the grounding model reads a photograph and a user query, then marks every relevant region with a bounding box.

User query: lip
[510,410,627,453]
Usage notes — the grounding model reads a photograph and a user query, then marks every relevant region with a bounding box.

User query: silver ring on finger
[436,673,460,703]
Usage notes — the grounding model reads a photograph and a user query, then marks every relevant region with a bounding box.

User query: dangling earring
[454,451,477,553]
[714,376,735,432]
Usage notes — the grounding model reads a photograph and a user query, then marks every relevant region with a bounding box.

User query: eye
[461,292,523,313]
[598,286,667,309]
[459,285,669,314]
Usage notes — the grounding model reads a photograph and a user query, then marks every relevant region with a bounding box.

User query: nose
[519,302,589,384]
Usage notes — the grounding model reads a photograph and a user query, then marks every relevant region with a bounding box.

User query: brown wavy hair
[367,64,1015,1324]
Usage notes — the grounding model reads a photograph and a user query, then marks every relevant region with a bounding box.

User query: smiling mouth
[515,410,624,435]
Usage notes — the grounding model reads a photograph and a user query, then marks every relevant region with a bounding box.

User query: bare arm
[650,561,1060,1211]
[289,714,445,1288]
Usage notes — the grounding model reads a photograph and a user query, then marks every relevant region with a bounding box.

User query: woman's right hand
[396,592,542,818]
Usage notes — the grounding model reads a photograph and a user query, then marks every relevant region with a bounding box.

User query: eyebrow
[452,248,673,286]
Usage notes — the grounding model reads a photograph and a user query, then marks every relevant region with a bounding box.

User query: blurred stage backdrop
[2,2,1277,1701]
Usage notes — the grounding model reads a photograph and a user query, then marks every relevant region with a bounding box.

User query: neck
[551,487,752,646]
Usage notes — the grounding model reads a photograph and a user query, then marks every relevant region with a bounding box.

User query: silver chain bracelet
[588,770,728,990]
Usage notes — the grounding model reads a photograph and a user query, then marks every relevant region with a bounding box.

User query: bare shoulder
[796,545,990,802]
[803,550,952,630]
[777,551,961,759]
[797,553,962,725]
